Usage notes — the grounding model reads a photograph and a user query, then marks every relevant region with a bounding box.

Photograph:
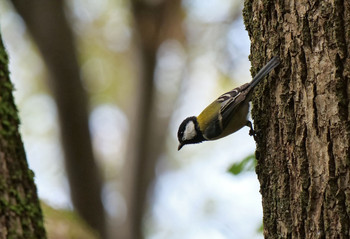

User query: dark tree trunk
[0,32,46,239]
[243,0,350,238]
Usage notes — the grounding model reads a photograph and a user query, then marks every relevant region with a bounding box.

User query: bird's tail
[249,56,280,90]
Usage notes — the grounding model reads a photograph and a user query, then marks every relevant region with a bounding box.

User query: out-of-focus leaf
[228,154,256,175]
[257,222,263,233]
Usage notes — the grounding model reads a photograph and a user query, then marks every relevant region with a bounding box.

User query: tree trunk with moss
[243,0,350,238]
[0,33,46,238]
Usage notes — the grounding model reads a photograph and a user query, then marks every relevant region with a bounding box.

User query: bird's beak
[178,142,184,151]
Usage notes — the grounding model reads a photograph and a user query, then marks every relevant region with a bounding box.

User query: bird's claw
[246,121,258,140]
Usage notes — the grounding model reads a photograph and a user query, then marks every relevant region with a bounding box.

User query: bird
[177,56,280,150]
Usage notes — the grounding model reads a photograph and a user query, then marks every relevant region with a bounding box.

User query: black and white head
[177,116,205,150]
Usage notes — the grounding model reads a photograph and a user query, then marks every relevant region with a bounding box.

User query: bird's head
[177,116,205,150]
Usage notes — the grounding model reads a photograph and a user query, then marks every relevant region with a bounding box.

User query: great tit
[177,56,280,150]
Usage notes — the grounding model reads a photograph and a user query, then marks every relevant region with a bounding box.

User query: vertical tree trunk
[243,0,350,238]
[0,33,46,238]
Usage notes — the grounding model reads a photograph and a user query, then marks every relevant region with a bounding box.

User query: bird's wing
[200,83,250,139]
[203,56,280,138]
[217,83,250,130]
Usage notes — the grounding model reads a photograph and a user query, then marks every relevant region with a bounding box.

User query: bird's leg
[246,121,257,140]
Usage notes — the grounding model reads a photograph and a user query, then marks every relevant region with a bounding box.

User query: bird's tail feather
[249,56,280,89]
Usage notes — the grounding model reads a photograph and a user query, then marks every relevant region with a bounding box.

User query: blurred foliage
[257,222,263,233]
[41,202,99,239]
[228,154,256,175]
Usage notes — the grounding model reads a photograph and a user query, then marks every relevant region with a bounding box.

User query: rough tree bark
[0,32,46,238]
[9,1,106,238]
[243,0,350,238]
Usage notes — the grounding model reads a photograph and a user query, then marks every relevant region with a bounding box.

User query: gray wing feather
[218,56,280,131]
[205,56,280,138]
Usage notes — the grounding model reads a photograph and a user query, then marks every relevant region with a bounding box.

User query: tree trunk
[243,0,350,238]
[9,1,106,237]
[0,32,46,238]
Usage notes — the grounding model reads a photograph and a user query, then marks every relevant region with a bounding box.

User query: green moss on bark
[0,32,46,238]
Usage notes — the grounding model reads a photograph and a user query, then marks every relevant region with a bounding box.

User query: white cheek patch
[183,121,197,141]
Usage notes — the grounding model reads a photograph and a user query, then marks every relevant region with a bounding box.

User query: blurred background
[0,0,262,238]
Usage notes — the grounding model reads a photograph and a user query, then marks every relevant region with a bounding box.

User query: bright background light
[0,0,263,238]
